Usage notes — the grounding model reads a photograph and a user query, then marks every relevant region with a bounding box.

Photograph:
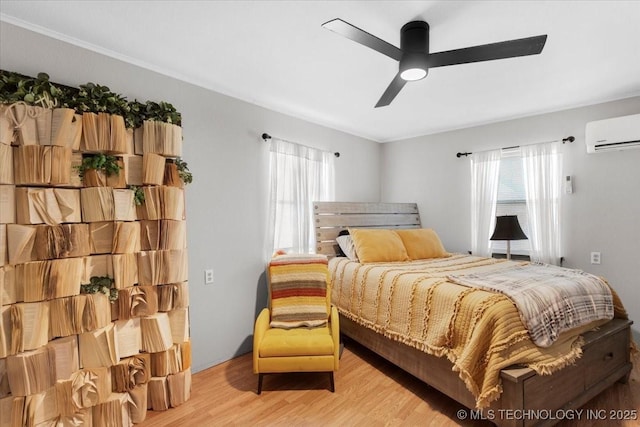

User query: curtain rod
[262,133,340,157]
[456,136,575,158]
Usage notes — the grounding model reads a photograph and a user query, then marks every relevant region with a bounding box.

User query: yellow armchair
[252,254,339,394]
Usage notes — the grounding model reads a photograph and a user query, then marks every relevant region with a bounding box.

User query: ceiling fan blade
[322,18,403,61]
[375,73,407,108]
[428,35,547,68]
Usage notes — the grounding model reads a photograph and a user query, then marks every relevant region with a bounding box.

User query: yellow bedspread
[329,254,628,408]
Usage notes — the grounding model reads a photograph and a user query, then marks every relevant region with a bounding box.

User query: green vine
[1,69,182,127]
[68,82,126,114]
[128,185,146,206]
[76,153,122,179]
[144,101,182,126]
[0,71,71,108]
[174,157,193,185]
[80,276,118,302]
[127,100,146,129]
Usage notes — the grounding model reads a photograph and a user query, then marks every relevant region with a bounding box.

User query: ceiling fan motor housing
[399,21,429,80]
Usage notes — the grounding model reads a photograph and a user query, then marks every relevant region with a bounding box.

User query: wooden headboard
[313,202,421,257]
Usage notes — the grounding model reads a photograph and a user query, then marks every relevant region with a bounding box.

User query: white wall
[381,96,640,341]
[0,23,382,371]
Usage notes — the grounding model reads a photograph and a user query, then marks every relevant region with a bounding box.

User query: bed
[314,202,633,427]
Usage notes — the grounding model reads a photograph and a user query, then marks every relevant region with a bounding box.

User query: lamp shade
[490,215,528,241]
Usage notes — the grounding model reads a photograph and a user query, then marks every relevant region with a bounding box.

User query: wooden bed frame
[314,202,633,427]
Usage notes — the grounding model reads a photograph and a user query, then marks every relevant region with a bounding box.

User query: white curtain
[470,149,501,256]
[266,138,335,256]
[522,142,563,264]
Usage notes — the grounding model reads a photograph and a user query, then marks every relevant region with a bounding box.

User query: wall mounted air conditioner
[585,113,640,153]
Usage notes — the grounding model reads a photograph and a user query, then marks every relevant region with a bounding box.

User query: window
[492,151,531,256]
[266,139,335,255]
[470,142,562,264]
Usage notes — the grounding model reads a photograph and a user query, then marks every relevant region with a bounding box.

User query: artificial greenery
[174,157,193,184]
[0,69,182,128]
[80,276,118,302]
[30,72,69,108]
[68,82,130,118]
[76,153,122,179]
[126,100,146,129]
[128,185,146,206]
[0,70,26,104]
[0,71,71,108]
[144,101,182,126]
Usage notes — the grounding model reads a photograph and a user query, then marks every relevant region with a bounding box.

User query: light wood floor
[140,340,639,426]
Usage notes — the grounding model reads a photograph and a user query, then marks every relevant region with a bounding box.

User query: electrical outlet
[205,269,214,284]
[590,252,601,265]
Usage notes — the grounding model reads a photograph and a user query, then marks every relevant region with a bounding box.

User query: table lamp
[490,215,528,260]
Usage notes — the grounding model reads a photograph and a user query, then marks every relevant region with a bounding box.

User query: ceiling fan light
[400,68,427,81]
[399,50,429,82]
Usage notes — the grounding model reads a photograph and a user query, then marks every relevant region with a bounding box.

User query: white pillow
[336,235,359,262]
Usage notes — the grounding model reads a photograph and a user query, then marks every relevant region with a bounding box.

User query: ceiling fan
[322,19,547,108]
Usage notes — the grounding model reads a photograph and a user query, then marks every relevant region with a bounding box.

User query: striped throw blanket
[449,263,614,347]
[269,254,329,329]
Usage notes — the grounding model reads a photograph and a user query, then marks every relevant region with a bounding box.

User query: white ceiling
[2,1,640,142]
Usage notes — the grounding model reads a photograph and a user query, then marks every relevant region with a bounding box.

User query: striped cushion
[269,254,329,329]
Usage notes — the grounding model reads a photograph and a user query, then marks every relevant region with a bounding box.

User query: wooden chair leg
[257,373,264,395]
[329,372,335,393]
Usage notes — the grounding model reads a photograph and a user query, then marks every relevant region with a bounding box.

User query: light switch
[205,269,214,284]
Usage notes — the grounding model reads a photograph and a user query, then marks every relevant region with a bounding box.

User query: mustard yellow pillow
[349,228,409,263]
[395,228,447,260]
